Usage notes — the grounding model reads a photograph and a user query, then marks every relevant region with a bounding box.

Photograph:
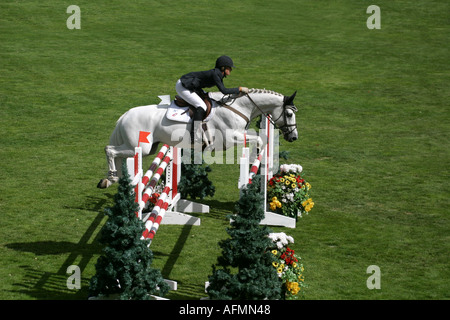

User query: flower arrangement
[142,182,165,213]
[268,232,306,299]
[149,192,160,205]
[267,164,314,218]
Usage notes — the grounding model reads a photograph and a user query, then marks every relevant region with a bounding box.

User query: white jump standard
[126,143,208,245]
[238,116,296,228]
[126,142,209,296]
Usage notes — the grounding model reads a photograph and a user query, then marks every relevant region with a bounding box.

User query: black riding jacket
[180,68,240,95]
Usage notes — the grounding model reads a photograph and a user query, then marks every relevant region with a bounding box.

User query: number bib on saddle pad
[165,100,217,123]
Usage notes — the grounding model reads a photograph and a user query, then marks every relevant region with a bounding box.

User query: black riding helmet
[215,55,235,70]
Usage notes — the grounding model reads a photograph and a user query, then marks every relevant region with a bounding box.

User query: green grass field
[1,0,448,300]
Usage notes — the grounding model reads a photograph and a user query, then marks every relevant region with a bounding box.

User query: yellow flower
[306,182,311,189]
[302,198,314,212]
[280,178,285,183]
[291,183,296,188]
[271,250,277,255]
[272,261,279,268]
[272,197,278,202]
[292,262,297,268]
[286,281,299,293]
[291,287,300,295]
[285,180,290,185]
[277,267,283,273]
[270,203,277,211]
[276,201,282,208]
[291,282,300,293]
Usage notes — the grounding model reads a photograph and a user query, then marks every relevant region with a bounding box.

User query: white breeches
[175,79,207,111]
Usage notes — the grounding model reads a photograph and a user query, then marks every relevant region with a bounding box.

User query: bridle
[245,93,298,136]
[218,92,298,136]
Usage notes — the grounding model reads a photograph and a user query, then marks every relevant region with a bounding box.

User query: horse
[97,88,299,188]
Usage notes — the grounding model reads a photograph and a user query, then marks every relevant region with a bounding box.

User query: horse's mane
[248,88,283,97]
[210,88,283,104]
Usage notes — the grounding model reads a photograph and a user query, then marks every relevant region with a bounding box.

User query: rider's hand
[239,87,249,93]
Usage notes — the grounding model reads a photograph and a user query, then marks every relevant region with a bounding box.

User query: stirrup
[191,121,203,144]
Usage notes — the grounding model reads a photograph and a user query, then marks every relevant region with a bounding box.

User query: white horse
[97,88,299,188]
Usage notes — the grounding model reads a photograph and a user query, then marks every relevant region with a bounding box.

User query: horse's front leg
[245,133,264,152]
[227,129,263,149]
[246,133,264,162]
[231,131,264,162]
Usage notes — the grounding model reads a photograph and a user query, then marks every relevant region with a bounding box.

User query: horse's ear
[290,91,297,102]
[284,91,297,105]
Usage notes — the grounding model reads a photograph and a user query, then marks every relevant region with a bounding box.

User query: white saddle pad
[165,100,217,123]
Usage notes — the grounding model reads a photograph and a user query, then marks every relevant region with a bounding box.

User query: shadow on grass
[6,265,93,300]
[182,198,236,220]
[5,193,113,300]
[6,194,235,300]
[164,281,207,300]
[152,222,197,282]
[151,198,235,299]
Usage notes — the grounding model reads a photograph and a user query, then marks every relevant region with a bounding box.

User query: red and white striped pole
[248,150,265,184]
[139,148,172,211]
[142,185,171,241]
[141,144,169,186]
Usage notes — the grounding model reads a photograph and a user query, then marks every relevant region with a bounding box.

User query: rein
[245,93,278,128]
[217,92,298,135]
[245,93,298,135]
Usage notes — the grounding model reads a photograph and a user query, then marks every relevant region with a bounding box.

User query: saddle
[174,91,213,121]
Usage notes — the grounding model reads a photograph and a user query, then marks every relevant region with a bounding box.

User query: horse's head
[214,88,299,143]
[272,91,298,142]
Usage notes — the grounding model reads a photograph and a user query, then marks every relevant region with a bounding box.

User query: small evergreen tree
[207,176,281,300]
[178,150,215,200]
[89,162,169,300]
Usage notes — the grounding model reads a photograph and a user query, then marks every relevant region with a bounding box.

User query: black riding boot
[191,108,206,143]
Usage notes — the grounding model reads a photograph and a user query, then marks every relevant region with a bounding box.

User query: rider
[175,55,249,142]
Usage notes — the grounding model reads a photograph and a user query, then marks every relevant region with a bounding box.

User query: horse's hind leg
[97,144,135,188]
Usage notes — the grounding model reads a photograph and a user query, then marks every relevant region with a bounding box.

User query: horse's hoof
[97,179,111,189]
